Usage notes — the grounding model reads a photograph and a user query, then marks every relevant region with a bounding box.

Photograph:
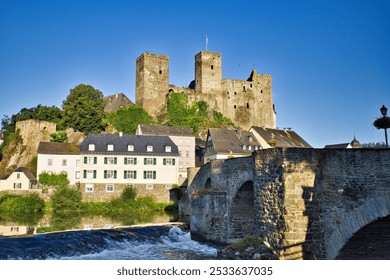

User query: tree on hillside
[62,84,106,133]
[107,105,153,134]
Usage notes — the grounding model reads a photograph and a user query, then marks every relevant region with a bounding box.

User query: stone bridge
[179,148,390,259]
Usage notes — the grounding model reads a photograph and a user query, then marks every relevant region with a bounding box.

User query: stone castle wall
[135,51,276,130]
[182,148,390,259]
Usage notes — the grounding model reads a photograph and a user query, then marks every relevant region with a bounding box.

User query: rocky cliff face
[0,119,85,178]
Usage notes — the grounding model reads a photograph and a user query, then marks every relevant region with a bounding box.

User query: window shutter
[153,171,156,179]
[104,170,107,179]
[114,170,117,179]
[124,158,128,165]
[114,157,117,164]
[94,157,97,164]
[163,158,166,165]
[172,158,175,165]
[124,170,127,179]
[143,171,146,179]
[84,157,87,164]
[134,158,137,165]
[134,171,137,179]
[144,158,147,165]
[104,157,107,164]
[83,170,87,179]
[153,158,156,165]
[93,170,97,179]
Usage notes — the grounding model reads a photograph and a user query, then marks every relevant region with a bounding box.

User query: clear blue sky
[1,0,389,148]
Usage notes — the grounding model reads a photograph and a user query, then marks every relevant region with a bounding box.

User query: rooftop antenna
[206,35,208,51]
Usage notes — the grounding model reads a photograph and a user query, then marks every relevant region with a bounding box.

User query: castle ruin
[136,51,276,130]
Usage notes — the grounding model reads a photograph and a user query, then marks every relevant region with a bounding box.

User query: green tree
[50,185,82,212]
[39,172,69,186]
[50,131,68,143]
[62,84,106,133]
[107,105,153,134]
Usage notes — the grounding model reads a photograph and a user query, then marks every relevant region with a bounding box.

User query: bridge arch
[326,194,390,259]
[229,180,255,242]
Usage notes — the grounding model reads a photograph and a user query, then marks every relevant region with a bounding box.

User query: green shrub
[0,193,44,212]
[39,171,69,186]
[120,185,137,201]
[50,185,82,212]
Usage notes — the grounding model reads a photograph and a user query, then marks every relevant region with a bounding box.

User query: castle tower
[136,53,169,118]
[195,51,222,94]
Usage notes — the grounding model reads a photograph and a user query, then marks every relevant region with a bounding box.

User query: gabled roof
[207,128,260,154]
[80,133,179,155]
[250,127,312,148]
[138,124,194,137]
[104,93,134,112]
[38,142,80,155]
[15,167,37,181]
[324,143,351,149]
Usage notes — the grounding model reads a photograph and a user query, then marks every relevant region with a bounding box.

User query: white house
[0,167,37,190]
[37,142,81,185]
[79,133,179,202]
[136,124,195,180]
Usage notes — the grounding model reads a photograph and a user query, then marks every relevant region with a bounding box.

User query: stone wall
[182,148,390,259]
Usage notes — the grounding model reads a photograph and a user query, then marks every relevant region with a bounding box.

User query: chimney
[119,132,123,137]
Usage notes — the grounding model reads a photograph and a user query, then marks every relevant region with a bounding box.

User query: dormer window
[249,136,253,142]
[107,144,114,151]
[88,144,95,151]
[243,145,247,150]
[128,144,134,151]
[147,145,153,152]
[248,146,252,150]
[165,146,171,152]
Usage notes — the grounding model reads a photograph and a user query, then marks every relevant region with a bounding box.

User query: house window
[248,146,252,150]
[104,170,117,179]
[75,171,80,179]
[85,156,97,164]
[16,173,20,179]
[163,158,175,166]
[62,159,67,166]
[124,157,137,165]
[76,159,81,166]
[85,184,94,192]
[165,184,172,189]
[144,158,156,165]
[146,184,153,189]
[104,157,117,165]
[84,170,96,179]
[124,170,137,179]
[186,140,190,146]
[147,145,153,152]
[107,144,114,151]
[144,170,156,180]
[88,144,95,151]
[186,151,190,158]
[165,146,171,152]
[128,145,134,151]
[106,184,114,192]
[13,183,22,189]
[243,145,246,150]
[48,159,53,166]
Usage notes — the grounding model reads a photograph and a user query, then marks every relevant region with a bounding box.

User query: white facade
[37,154,82,185]
[80,154,178,186]
[0,169,36,191]
[168,135,195,178]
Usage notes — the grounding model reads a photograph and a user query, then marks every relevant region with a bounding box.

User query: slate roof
[251,127,312,148]
[138,124,194,137]
[80,133,179,156]
[38,142,80,155]
[324,137,362,149]
[207,128,261,154]
[104,93,134,112]
[15,167,37,181]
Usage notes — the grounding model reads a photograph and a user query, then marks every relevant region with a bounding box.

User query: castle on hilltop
[135,51,276,130]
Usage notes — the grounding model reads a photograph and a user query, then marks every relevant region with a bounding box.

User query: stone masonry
[136,51,276,130]
[180,148,390,259]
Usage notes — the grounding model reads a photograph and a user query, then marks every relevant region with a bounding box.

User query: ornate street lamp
[374,105,390,147]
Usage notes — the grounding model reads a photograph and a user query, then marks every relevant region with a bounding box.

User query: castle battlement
[135,51,276,130]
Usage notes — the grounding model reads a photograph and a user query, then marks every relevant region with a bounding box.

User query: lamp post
[374,105,390,148]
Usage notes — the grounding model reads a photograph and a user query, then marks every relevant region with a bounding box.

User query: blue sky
[1,0,389,148]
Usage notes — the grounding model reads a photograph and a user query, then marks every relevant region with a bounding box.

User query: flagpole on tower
[206,35,208,51]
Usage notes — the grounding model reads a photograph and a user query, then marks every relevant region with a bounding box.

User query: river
[0,211,221,260]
